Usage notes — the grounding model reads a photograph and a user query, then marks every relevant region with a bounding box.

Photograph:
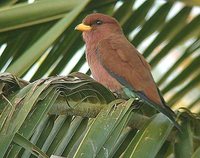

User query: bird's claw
[132,97,144,109]
[113,92,120,98]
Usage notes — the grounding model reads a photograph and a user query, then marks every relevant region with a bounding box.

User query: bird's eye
[95,20,103,25]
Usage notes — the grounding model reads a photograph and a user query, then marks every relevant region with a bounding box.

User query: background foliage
[0,0,200,157]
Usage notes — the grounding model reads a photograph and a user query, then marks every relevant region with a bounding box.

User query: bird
[75,13,180,129]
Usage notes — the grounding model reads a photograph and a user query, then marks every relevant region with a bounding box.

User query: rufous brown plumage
[75,13,179,128]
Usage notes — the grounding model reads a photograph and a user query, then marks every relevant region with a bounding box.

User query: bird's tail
[123,87,182,131]
[156,87,182,131]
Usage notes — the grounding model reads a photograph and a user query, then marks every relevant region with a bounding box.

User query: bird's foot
[113,92,120,98]
[132,97,144,109]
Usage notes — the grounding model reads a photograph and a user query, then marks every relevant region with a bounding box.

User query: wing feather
[96,34,162,105]
[95,34,182,130]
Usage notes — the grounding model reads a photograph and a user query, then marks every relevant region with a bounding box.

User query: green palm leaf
[0,0,200,157]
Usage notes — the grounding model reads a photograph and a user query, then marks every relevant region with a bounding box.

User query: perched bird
[75,13,179,128]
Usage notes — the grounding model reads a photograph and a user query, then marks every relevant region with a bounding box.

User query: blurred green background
[1,0,199,112]
[0,0,200,157]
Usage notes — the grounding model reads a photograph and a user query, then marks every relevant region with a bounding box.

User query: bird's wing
[96,34,182,130]
[96,34,162,106]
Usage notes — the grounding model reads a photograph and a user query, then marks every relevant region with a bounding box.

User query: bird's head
[75,13,122,44]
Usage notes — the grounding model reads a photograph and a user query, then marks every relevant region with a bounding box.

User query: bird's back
[96,34,164,106]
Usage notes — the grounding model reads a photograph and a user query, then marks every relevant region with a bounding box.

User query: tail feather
[123,87,182,131]
[157,87,176,117]
[156,87,182,131]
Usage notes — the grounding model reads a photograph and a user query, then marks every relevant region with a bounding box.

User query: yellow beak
[75,23,92,31]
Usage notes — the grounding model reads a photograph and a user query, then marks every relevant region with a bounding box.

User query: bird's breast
[86,50,122,92]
